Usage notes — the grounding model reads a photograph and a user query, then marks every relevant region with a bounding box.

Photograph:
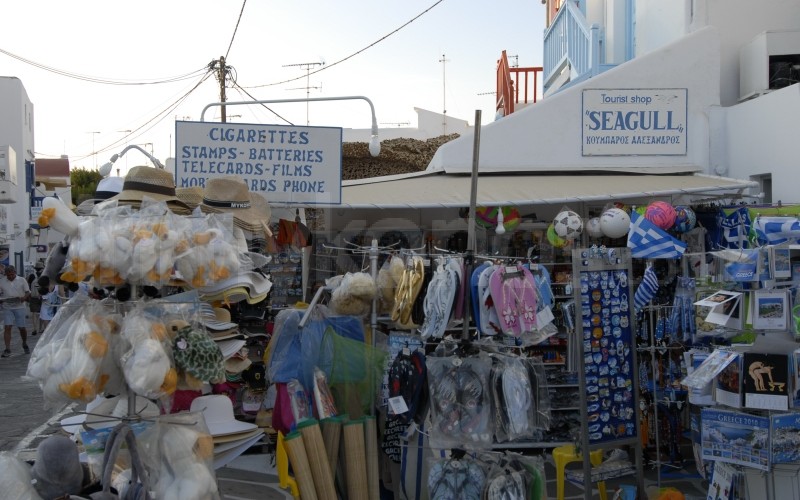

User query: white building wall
[429,27,720,175]
[0,77,35,266]
[719,84,800,204]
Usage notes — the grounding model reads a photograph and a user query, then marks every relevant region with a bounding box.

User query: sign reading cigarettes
[175,120,342,205]
[581,88,687,156]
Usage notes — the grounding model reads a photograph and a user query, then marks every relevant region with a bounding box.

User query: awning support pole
[462,110,482,339]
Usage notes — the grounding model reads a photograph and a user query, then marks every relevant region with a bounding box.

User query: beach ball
[673,205,697,233]
[645,201,676,230]
[585,217,603,239]
[546,223,568,248]
[475,206,521,232]
[599,208,631,239]
[553,210,583,240]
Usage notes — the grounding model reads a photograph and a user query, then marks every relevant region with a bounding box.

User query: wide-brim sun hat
[75,176,124,216]
[190,394,258,437]
[199,176,272,234]
[83,395,160,429]
[100,165,191,215]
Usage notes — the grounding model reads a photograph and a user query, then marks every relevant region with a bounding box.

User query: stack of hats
[98,166,192,215]
[199,176,272,236]
[75,176,124,216]
[176,186,204,211]
[190,394,264,469]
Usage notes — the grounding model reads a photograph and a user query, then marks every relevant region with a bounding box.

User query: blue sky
[1,0,545,172]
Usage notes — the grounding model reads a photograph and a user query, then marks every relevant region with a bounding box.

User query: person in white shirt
[0,266,31,357]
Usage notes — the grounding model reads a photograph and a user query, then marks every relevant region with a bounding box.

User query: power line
[242,0,446,89]
[229,80,295,126]
[0,47,207,85]
[225,0,248,60]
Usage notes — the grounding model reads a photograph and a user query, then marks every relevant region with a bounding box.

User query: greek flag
[753,216,800,246]
[716,207,751,249]
[627,211,687,259]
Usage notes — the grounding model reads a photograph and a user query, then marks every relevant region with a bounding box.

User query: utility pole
[439,54,449,136]
[283,61,324,125]
[215,56,228,122]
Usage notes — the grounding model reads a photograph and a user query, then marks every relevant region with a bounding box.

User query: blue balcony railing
[543,0,601,93]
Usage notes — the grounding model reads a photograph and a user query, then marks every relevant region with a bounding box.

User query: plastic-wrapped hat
[172,323,226,384]
[99,166,191,215]
[200,176,272,234]
[75,176,124,215]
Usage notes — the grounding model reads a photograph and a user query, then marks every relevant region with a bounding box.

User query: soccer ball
[599,208,631,239]
[673,205,697,233]
[645,201,677,230]
[553,210,583,240]
[585,217,603,239]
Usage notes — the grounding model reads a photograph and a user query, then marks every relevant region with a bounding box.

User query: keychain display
[577,248,638,445]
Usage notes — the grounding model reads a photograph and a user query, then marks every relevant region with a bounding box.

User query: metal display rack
[572,247,645,499]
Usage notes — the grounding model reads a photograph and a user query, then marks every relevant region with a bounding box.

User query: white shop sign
[581,88,687,156]
[175,121,342,205]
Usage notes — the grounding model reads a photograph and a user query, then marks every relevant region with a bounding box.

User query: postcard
[752,290,789,330]
[706,461,735,500]
[771,247,792,279]
[695,291,744,330]
[695,291,741,309]
[770,413,800,464]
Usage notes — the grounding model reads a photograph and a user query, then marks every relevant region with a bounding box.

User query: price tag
[388,396,409,416]
[537,306,555,326]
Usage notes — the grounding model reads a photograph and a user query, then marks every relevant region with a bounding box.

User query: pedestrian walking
[0,266,31,357]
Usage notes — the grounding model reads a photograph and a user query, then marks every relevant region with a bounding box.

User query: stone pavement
[0,313,292,499]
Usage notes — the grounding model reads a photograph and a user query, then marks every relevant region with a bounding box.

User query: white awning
[337,172,758,209]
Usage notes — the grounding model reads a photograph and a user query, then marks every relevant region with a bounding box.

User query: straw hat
[200,176,272,233]
[176,186,204,210]
[75,176,124,215]
[101,166,191,214]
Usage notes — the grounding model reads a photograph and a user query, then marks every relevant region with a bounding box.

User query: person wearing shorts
[0,266,31,357]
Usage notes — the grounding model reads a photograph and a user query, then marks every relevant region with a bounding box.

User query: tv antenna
[380,122,410,127]
[283,60,325,125]
[439,54,449,136]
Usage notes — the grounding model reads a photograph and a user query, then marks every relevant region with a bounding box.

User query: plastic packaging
[313,367,337,419]
[288,378,311,424]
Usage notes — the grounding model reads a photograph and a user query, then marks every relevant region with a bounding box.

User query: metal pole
[463,110,481,339]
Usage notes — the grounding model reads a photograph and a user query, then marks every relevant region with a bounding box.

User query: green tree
[71,168,103,204]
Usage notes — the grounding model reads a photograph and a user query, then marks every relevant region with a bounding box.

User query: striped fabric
[753,216,800,246]
[634,265,659,312]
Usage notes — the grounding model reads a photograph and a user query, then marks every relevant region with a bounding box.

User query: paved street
[0,320,73,459]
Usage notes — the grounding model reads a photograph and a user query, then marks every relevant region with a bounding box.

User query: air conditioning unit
[739,30,800,102]
[0,180,16,204]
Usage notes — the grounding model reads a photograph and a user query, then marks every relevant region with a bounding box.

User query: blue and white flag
[716,207,751,249]
[627,211,687,259]
[753,216,800,246]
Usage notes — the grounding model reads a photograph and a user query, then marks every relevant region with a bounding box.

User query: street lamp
[98,144,165,178]
[200,95,381,157]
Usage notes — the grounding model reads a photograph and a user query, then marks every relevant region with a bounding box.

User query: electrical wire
[242,0,446,89]
[0,47,208,85]
[229,79,295,126]
[47,71,215,161]
[225,0,248,60]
